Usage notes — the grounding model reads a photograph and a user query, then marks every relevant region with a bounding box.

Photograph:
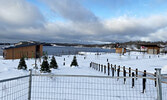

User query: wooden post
[132,72,135,88]
[124,69,126,84]
[90,62,92,68]
[104,65,106,74]
[123,66,125,71]
[114,65,116,72]
[117,66,120,80]
[108,63,110,76]
[111,64,114,77]
[97,64,98,70]
[94,63,96,70]
[129,67,131,77]
[96,63,98,70]
[111,64,112,72]
[123,66,125,76]
[154,72,157,87]
[92,62,93,69]
[142,70,146,93]
[101,65,103,72]
[95,63,96,70]
[99,64,100,71]
[136,68,138,80]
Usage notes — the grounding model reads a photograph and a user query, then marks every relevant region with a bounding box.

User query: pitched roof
[140,44,161,48]
[2,41,41,50]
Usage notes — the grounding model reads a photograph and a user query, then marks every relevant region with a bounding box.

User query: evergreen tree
[18,57,27,70]
[50,56,58,69]
[40,56,51,73]
[43,56,48,61]
[70,56,78,67]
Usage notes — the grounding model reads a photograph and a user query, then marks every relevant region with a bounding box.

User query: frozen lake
[0,45,115,56]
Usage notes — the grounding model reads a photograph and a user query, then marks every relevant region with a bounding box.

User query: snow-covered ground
[0,51,167,79]
[0,51,167,100]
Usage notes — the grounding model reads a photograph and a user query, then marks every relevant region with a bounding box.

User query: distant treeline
[0,43,11,45]
[1,40,167,48]
[42,42,108,47]
[43,41,167,49]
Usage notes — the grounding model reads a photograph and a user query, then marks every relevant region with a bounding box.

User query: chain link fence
[0,69,166,100]
[161,75,167,100]
[0,75,29,100]
[31,75,158,100]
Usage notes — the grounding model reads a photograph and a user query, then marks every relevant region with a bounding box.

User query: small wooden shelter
[2,41,43,59]
[116,48,126,54]
[141,44,160,54]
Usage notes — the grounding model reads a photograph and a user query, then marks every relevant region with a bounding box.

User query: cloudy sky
[0,0,167,43]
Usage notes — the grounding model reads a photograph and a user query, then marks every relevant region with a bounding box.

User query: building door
[36,45,40,58]
[148,49,154,54]
[154,49,157,54]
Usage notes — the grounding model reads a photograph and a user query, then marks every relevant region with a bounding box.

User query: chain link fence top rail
[0,75,29,100]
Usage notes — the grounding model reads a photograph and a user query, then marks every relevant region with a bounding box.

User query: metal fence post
[28,69,32,100]
[155,68,162,100]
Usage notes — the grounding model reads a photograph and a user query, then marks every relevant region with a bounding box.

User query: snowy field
[0,51,167,100]
[0,52,167,79]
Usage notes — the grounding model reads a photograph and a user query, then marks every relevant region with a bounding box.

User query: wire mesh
[0,75,29,100]
[0,73,166,100]
[162,76,167,100]
[31,75,158,100]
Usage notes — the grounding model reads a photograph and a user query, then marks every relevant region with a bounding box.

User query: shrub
[40,56,51,73]
[70,56,78,67]
[18,57,27,70]
[50,56,58,69]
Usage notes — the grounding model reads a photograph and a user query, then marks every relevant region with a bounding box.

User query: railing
[0,68,166,100]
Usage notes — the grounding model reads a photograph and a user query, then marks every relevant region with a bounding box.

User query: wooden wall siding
[40,45,43,57]
[116,48,126,53]
[147,47,160,54]
[3,45,43,59]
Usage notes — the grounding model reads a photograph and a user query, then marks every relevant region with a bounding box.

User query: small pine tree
[40,56,51,73]
[50,56,58,69]
[18,57,27,70]
[70,56,78,67]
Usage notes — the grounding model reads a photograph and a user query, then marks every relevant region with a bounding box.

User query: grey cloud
[41,0,98,22]
[1,14,167,43]
[102,15,167,41]
[0,0,167,43]
[0,0,45,28]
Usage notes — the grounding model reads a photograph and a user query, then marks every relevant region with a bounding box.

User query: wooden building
[115,43,126,54]
[116,48,126,54]
[3,41,43,59]
[141,45,160,54]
